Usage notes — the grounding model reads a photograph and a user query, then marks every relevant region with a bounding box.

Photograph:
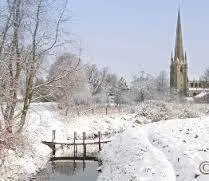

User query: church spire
[174,8,184,63]
[170,8,188,96]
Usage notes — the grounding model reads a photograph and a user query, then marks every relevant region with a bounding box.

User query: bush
[136,100,202,122]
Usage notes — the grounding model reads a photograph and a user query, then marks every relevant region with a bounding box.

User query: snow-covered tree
[46,53,90,115]
[202,67,209,81]
[103,73,118,94]
[130,71,155,102]
[156,71,169,92]
[0,0,69,133]
[115,77,130,105]
[154,71,170,100]
[85,63,107,96]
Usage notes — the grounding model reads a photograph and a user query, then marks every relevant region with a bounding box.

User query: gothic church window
[195,83,198,88]
[199,83,202,88]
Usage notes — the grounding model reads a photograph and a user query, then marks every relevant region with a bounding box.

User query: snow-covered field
[1,101,209,181]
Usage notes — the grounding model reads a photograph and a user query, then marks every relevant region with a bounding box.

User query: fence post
[83,132,86,159]
[98,131,101,151]
[75,132,77,157]
[105,107,108,115]
[52,130,56,157]
[74,132,76,160]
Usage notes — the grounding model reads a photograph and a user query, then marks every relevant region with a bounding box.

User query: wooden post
[75,132,77,157]
[83,132,86,159]
[52,130,56,157]
[98,131,101,151]
[91,108,94,114]
[105,107,108,115]
[73,160,76,172]
[51,160,55,173]
[83,159,86,171]
[83,132,86,171]
[74,132,76,160]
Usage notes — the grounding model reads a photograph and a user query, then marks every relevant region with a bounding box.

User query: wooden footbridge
[42,130,111,161]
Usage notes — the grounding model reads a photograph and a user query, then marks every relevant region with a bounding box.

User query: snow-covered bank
[0,103,56,181]
[98,117,209,181]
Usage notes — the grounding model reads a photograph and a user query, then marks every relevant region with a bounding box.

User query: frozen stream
[35,161,100,181]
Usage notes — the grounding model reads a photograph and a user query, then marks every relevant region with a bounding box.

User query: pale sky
[67,0,209,81]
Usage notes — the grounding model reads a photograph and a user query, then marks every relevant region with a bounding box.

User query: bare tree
[201,67,209,82]
[130,71,156,102]
[85,64,107,96]
[0,0,25,133]
[156,71,169,93]
[103,73,118,93]
[0,0,70,133]
[18,0,70,132]
[46,53,88,115]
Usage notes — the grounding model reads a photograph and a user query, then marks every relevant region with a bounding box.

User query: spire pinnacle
[171,52,173,62]
[174,8,184,63]
[185,51,187,63]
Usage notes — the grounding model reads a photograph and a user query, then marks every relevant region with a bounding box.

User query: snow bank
[99,116,209,181]
[65,113,134,139]
[0,103,56,181]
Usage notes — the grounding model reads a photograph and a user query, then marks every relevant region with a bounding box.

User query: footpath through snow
[98,127,176,181]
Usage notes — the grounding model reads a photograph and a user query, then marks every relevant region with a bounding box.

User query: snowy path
[146,118,209,181]
[98,127,176,181]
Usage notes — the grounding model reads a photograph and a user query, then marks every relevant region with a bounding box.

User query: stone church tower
[170,9,188,96]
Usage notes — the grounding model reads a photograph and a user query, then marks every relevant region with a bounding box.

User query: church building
[170,9,209,97]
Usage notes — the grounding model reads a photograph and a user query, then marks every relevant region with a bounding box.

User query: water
[35,161,100,181]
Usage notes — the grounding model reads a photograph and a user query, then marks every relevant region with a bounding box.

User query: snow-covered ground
[1,101,209,181]
[98,127,176,181]
[98,117,209,181]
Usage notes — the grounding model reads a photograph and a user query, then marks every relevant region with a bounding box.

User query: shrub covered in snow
[136,100,204,122]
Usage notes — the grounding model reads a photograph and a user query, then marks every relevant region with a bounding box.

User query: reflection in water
[35,161,100,181]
